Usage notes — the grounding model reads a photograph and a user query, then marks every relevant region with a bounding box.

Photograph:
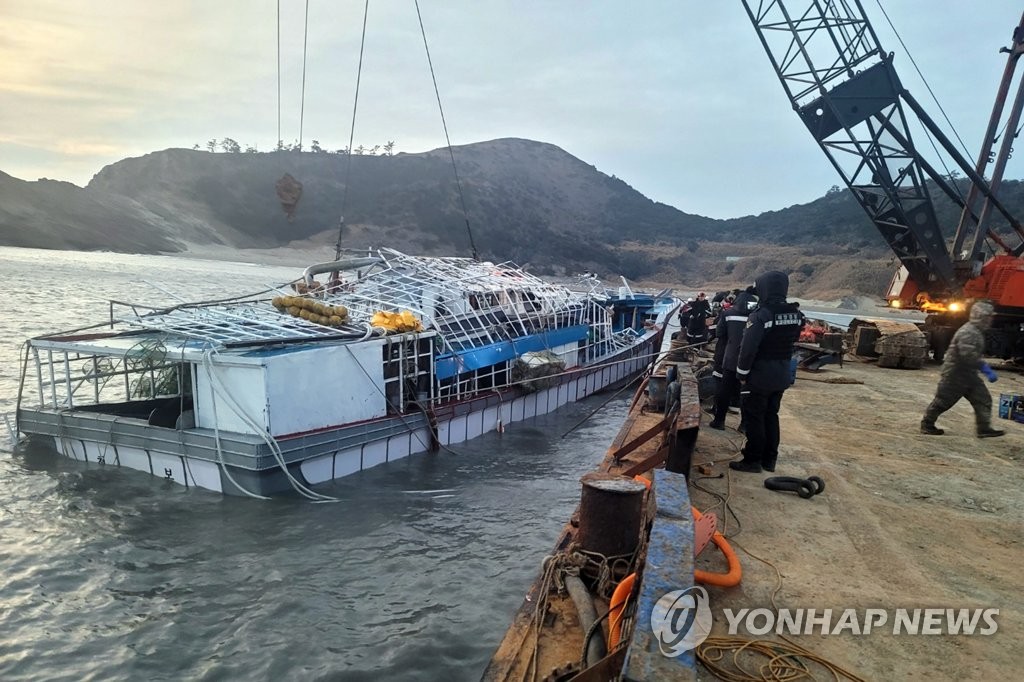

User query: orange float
[692,507,742,587]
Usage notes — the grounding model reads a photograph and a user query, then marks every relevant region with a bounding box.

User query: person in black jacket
[731,271,805,473]
[686,292,712,344]
[709,287,758,430]
[677,300,693,336]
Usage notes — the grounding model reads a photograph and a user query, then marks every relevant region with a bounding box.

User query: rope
[202,347,342,501]
[337,0,370,261]
[299,0,310,149]
[873,0,973,161]
[414,0,479,261]
[342,342,461,456]
[276,0,281,148]
[204,348,269,500]
[696,636,866,682]
[526,554,562,682]
[559,366,649,438]
[690,442,866,681]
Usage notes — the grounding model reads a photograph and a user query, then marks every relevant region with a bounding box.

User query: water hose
[565,575,607,666]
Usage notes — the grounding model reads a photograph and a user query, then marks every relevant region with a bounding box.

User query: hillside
[84,139,719,276]
[0,171,180,253]
[5,138,1021,297]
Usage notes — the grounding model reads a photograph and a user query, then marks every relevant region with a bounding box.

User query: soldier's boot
[920,419,944,435]
[729,460,762,473]
[729,447,762,473]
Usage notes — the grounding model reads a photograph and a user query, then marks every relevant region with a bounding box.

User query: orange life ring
[607,572,636,649]
[692,507,742,587]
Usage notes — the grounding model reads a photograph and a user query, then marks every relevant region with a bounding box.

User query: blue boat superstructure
[13,249,679,496]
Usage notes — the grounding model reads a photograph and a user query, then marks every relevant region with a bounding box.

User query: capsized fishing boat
[10,248,678,496]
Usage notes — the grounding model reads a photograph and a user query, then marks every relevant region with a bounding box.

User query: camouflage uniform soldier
[921,301,1005,438]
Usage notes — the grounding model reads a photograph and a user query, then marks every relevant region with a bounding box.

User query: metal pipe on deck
[564,575,607,667]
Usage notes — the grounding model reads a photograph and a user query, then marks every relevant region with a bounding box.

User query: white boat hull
[39,333,659,495]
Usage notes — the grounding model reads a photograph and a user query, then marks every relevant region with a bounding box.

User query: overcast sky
[2,1,1023,219]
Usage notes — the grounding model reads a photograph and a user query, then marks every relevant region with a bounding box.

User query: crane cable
[299,0,310,150]
[873,0,974,162]
[278,0,282,148]
[277,0,281,148]
[414,0,480,261]
[275,0,311,150]
[336,0,371,261]
[872,1,969,203]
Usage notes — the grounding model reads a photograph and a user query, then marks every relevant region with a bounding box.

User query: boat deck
[483,361,702,680]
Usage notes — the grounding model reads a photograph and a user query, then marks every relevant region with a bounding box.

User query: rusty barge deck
[483,358,702,681]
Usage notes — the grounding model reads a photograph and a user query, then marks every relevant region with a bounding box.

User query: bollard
[577,473,647,558]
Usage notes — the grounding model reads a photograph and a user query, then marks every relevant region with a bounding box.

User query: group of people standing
[697,272,1006,476]
[704,271,806,473]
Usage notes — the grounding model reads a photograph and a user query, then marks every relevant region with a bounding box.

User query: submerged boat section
[13,249,679,496]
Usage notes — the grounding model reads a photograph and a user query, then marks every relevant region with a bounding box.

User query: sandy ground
[689,359,1023,680]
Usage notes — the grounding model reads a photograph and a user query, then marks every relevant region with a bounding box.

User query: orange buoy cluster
[272,296,350,328]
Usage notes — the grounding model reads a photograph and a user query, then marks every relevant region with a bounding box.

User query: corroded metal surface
[482,363,699,682]
[578,473,647,558]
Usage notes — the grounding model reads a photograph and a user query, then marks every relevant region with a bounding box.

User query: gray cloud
[1,0,1021,218]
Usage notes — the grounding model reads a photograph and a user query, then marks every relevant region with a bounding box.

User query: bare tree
[383,140,395,156]
[206,139,218,152]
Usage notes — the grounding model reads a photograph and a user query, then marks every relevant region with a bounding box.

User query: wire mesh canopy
[318,249,605,352]
[122,300,366,347]
[116,249,608,352]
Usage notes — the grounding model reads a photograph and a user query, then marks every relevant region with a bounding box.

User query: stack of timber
[849,318,928,368]
[482,361,701,681]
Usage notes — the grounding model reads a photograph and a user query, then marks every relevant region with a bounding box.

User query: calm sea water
[0,247,630,681]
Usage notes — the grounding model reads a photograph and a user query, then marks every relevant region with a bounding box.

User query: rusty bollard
[577,473,647,558]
